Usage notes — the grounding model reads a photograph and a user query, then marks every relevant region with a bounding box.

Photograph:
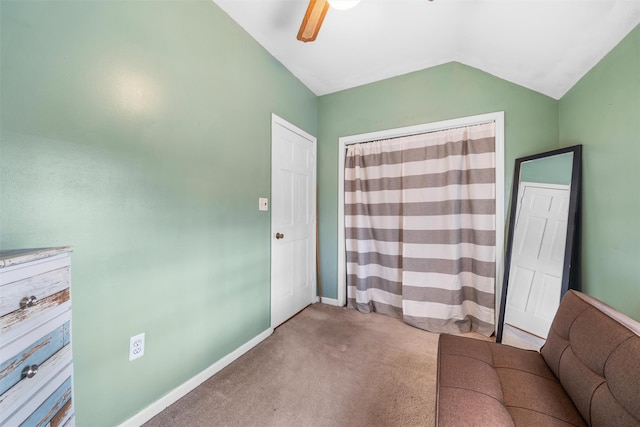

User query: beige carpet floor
[144,303,488,427]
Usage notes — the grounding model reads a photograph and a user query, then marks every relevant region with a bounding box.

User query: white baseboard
[319,297,339,306]
[118,327,273,427]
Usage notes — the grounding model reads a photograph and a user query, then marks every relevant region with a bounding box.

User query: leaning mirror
[497,145,582,350]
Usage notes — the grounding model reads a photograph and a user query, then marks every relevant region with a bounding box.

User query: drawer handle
[20,295,37,309]
[22,364,39,379]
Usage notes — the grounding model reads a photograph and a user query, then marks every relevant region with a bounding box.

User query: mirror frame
[496,144,582,343]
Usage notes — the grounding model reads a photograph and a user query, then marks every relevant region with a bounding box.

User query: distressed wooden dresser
[0,247,74,426]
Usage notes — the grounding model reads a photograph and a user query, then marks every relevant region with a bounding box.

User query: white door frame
[337,112,505,326]
[271,113,317,328]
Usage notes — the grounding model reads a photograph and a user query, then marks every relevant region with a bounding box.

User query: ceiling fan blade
[297,0,329,42]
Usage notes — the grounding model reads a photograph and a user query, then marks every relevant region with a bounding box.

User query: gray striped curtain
[345,122,496,336]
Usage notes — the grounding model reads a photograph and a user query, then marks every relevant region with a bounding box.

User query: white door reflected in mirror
[504,182,570,342]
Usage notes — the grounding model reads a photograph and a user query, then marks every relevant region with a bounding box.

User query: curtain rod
[345,120,496,147]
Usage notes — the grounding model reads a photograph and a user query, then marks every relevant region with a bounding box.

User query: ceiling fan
[297,0,434,43]
[297,0,359,43]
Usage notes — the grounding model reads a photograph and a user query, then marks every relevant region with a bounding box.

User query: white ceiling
[213,0,640,99]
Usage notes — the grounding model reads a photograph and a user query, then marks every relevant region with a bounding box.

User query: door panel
[271,117,316,328]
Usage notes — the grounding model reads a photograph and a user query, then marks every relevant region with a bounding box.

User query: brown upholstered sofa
[436,290,640,426]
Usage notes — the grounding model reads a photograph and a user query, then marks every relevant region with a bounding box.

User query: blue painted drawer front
[19,376,72,427]
[0,321,70,396]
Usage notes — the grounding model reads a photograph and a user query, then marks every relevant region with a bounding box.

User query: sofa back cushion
[541,290,640,426]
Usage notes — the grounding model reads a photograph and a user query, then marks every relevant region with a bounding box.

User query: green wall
[317,62,559,299]
[0,1,316,425]
[559,24,640,319]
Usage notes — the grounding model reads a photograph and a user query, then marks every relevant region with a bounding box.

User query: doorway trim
[336,112,505,325]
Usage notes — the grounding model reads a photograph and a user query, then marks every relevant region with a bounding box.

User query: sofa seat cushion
[437,334,586,426]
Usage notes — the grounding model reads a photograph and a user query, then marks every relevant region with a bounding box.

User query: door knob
[275,232,284,239]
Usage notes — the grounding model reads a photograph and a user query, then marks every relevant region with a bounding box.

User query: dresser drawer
[0,317,71,396]
[0,310,72,415]
[0,254,71,342]
[1,360,73,426]
[0,253,70,316]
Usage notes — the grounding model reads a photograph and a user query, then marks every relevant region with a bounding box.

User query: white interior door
[271,115,316,328]
[505,182,570,338]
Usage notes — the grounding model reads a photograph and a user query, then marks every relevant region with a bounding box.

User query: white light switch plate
[259,197,269,211]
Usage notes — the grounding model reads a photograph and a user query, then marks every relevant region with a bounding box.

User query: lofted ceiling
[212,0,640,99]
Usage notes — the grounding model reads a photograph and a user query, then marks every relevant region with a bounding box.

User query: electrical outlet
[129,333,145,361]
